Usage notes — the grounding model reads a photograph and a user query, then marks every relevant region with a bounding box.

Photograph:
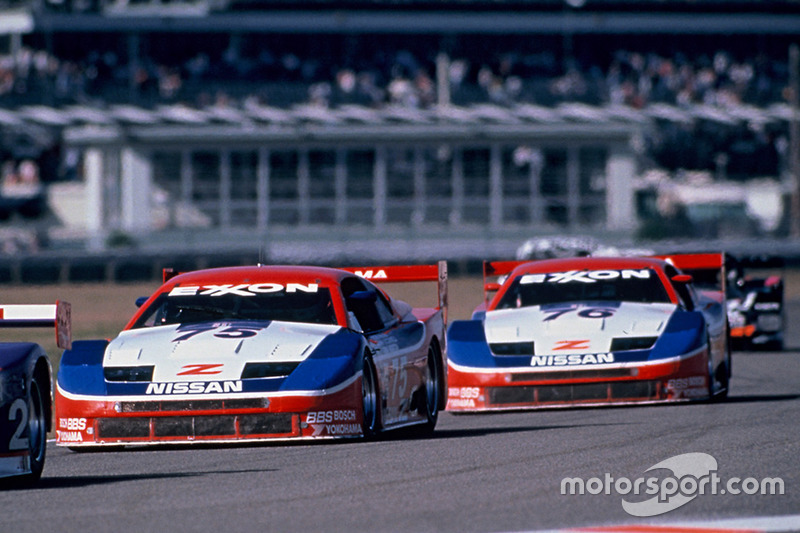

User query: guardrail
[1,235,798,285]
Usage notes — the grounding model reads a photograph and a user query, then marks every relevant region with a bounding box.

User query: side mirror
[135,296,149,308]
[484,282,501,292]
[671,274,693,284]
[346,290,378,305]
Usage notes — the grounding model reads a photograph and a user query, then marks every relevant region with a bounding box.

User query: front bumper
[55,376,364,446]
[446,348,710,411]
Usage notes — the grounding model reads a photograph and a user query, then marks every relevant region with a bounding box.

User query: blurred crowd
[0,38,792,182]
[0,42,790,111]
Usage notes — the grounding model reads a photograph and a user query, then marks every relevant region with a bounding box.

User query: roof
[161,264,355,290]
[509,256,669,276]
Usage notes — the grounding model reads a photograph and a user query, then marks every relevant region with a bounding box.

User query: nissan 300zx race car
[446,254,730,411]
[56,263,447,447]
[1,302,71,486]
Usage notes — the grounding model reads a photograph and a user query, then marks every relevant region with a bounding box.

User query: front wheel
[361,353,381,439]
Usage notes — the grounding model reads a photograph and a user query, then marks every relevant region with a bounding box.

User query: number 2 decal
[8,398,29,451]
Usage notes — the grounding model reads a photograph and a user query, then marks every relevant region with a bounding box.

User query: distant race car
[1,302,71,486]
[56,263,447,447]
[446,254,730,411]
[724,255,784,351]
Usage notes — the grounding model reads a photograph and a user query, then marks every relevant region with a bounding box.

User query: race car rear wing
[0,301,72,350]
[340,261,448,323]
[482,260,528,303]
[654,252,726,293]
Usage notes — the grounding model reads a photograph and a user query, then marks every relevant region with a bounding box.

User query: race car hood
[103,320,341,382]
[484,301,677,355]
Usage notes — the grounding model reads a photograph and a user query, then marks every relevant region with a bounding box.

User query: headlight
[610,337,657,351]
[241,362,299,379]
[489,342,534,356]
[104,366,154,382]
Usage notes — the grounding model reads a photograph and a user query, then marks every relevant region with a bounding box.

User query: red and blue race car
[446,254,730,411]
[1,302,70,486]
[55,263,447,447]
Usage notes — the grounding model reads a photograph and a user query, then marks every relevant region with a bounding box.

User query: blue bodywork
[57,326,366,398]
[447,308,707,369]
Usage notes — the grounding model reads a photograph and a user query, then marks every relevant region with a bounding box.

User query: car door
[342,276,426,427]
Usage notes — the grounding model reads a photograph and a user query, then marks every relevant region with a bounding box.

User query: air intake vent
[489,342,534,356]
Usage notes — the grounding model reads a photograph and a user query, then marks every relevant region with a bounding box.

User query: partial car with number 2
[1,302,71,486]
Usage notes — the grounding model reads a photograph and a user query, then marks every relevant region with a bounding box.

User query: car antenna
[258,245,266,267]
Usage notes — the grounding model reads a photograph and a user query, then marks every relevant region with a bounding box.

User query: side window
[665,265,695,311]
[341,277,395,333]
[365,281,397,327]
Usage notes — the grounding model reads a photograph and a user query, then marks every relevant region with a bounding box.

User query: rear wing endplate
[0,301,72,350]
[482,260,528,303]
[340,261,448,323]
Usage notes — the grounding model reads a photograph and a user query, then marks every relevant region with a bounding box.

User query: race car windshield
[495,268,671,309]
[131,287,337,328]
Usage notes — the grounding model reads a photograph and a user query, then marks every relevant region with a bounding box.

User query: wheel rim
[28,380,46,465]
[362,358,378,433]
[425,346,439,419]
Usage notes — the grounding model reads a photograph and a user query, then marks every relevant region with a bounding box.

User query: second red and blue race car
[446,254,730,411]
[56,263,447,447]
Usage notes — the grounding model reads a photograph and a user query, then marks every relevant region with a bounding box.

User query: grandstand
[0,0,797,268]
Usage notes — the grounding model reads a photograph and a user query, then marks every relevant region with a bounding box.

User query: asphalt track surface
[2,311,799,532]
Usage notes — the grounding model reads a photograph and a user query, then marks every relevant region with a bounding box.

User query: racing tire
[715,340,732,401]
[13,373,48,487]
[417,342,443,436]
[361,353,381,439]
[707,335,730,402]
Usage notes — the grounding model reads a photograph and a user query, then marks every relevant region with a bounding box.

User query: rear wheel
[716,339,732,401]
[361,353,381,438]
[707,335,730,402]
[417,342,443,435]
[26,376,47,481]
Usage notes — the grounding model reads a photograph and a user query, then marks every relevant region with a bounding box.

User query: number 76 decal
[543,305,616,321]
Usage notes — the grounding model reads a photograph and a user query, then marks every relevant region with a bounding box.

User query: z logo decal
[177,364,224,376]
[553,340,591,351]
